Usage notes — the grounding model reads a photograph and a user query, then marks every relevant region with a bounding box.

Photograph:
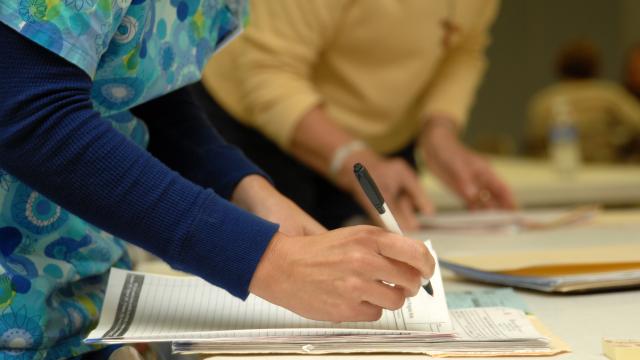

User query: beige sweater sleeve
[233,0,348,149]
[420,0,499,128]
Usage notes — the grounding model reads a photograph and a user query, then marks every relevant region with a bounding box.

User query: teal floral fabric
[0,0,246,358]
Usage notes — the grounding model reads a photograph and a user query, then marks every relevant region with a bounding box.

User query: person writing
[195,0,516,231]
[0,1,433,358]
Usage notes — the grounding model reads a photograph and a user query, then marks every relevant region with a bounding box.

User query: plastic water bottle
[549,96,581,175]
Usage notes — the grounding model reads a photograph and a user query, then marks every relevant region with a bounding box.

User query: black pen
[353,163,434,296]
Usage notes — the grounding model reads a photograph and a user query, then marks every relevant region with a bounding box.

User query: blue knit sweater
[0,23,279,299]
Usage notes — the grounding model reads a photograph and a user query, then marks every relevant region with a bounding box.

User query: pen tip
[353,163,363,173]
[423,282,434,296]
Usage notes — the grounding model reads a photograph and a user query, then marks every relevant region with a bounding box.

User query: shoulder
[0,0,136,77]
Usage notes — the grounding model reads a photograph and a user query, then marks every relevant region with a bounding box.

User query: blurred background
[465,0,640,154]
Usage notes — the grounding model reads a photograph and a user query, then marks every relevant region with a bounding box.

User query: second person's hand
[335,152,433,231]
[249,225,434,322]
[232,175,326,236]
[419,116,516,210]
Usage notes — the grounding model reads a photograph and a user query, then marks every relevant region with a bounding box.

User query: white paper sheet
[86,258,450,343]
[85,242,552,357]
[171,307,550,355]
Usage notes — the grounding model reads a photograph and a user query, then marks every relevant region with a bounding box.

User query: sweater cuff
[171,190,279,299]
[213,146,273,199]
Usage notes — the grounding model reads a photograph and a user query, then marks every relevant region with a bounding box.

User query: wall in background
[464,0,640,153]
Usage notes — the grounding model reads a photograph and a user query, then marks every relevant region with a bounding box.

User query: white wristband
[329,140,367,180]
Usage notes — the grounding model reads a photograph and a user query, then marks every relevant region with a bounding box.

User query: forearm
[289,106,379,189]
[292,108,433,230]
[418,114,461,149]
[0,24,277,298]
[134,86,270,200]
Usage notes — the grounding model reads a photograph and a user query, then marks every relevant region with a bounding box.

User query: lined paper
[87,263,450,343]
[84,250,557,359]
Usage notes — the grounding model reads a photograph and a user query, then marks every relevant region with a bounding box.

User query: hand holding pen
[249,162,435,322]
[250,223,435,322]
[353,163,434,296]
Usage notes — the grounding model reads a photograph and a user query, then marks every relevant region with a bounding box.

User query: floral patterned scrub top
[0,0,246,358]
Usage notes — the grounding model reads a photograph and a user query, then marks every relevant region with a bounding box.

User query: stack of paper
[172,307,552,356]
[86,265,452,342]
[431,217,640,292]
[418,206,599,233]
[86,266,563,356]
[443,262,640,293]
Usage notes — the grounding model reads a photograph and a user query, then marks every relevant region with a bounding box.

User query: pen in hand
[353,163,434,296]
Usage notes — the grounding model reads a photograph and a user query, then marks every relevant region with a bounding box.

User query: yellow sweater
[203,0,498,153]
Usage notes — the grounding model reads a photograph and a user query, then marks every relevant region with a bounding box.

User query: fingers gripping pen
[353,163,434,296]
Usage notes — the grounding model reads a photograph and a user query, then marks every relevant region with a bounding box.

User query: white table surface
[442,275,640,360]
[421,157,640,210]
[204,210,640,360]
